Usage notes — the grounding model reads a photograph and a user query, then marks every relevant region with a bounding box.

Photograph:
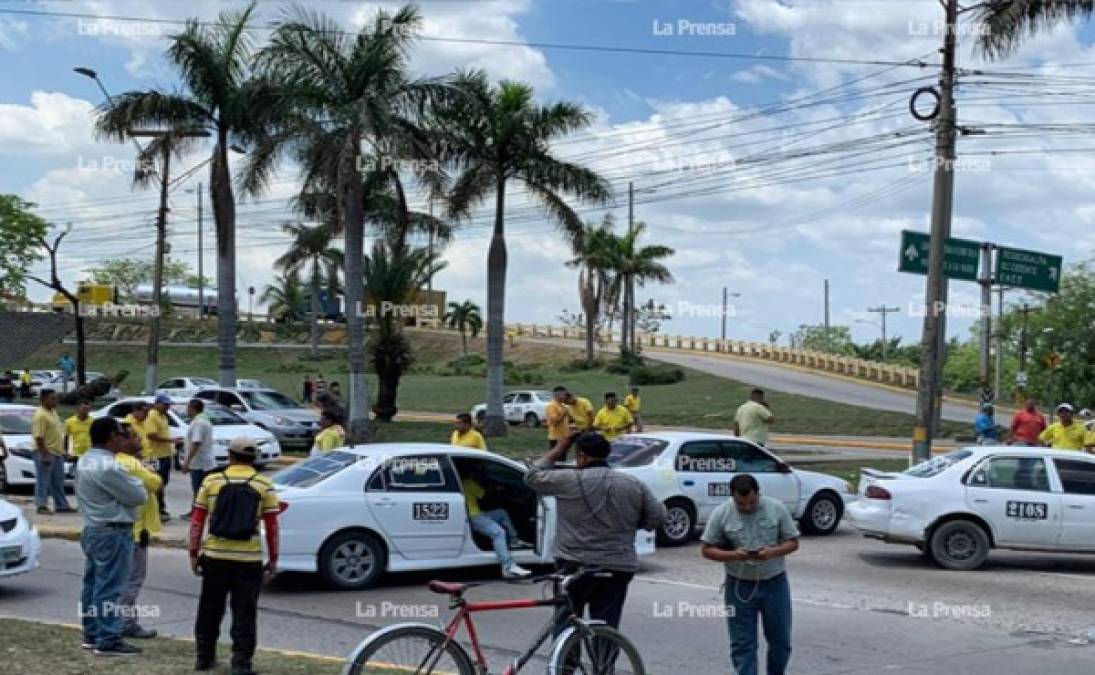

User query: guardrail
[507,324,919,390]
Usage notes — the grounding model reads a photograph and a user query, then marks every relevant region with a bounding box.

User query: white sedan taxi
[271,443,656,590]
[0,404,76,491]
[0,496,41,578]
[607,432,855,545]
[470,390,552,427]
[848,446,1095,570]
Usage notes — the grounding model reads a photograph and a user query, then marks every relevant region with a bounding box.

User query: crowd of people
[974,398,1095,452]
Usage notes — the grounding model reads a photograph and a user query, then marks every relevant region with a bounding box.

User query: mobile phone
[745,548,761,556]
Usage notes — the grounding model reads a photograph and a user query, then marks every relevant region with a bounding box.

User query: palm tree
[444,300,483,357]
[567,215,617,366]
[259,4,449,442]
[275,222,342,357]
[439,70,612,435]
[260,269,308,323]
[93,2,284,387]
[364,243,447,421]
[609,220,674,354]
[975,1,1095,58]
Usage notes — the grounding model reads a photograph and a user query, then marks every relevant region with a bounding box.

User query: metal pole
[823,278,831,352]
[994,286,1004,400]
[913,0,958,463]
[978,243,993,403]
[146,141,170,395]
[197,181,204,320]
[867,306,900,360]
[1018,303,1030,398]
[626,181,634,352]
[721,286,728,341]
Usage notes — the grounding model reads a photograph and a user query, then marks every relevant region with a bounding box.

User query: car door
[508,393,533,423]
[723,440,801,512]
[674,440,737,522]
[965,455,1060,547]
[364,454,467,560]
[500,393,517,422]
[1050,457,1095,551]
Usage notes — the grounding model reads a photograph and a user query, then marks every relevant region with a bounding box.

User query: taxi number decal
[413,502,450,521]
[1006,501,1047,520]
[708,483,732,497]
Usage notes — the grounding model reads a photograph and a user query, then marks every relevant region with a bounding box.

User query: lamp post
[248,286,255,322]
[721,288,741,341]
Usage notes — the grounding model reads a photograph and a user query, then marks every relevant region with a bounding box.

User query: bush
[629,364,685,386]
[607,347,644,374]
[560,357,606,372]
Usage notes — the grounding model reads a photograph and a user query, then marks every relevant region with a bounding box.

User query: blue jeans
[190,468,208,497]
[34,453,70,510]
[724,573,792,675]
[80,526,134,649]
[470,509,518,568]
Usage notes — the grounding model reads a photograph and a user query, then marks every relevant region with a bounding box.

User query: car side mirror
[775,461,792,474]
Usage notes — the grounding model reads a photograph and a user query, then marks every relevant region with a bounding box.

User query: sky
[2,0,1094,347]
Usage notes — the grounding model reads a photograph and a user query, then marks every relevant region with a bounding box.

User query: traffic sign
[898,230,981,281]
[1016,371,1028,387]
[994,246,1062,293]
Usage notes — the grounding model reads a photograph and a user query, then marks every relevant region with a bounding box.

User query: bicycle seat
[428,580,469,595]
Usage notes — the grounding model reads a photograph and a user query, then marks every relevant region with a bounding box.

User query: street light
[721,288,741,341]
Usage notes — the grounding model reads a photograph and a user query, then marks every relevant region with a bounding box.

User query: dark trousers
[724,573,792,675]
[554,559,634,630]
[154,457,171,515]
[190,469,208,497]
[194,556,263,667]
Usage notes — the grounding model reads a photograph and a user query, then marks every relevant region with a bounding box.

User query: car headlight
[271,416,291,426]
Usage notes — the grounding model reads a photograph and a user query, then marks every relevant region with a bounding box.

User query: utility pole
[823,278,831,352]
[1018,302,1032,398]
[866,305,900,360]
[994,286,1005,400]
[721,286,728,341]
[913,0,959,463]
[978,243,994,403]
[626,181,634,353]
[196,181,204,319]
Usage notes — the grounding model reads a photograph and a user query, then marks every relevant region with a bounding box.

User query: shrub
[560,357,606,372]
[629,364,684,385]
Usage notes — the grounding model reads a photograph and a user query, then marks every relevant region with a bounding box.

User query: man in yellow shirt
[565,392,595,432]
[146,395,176,521]
[461,466,530,579]
[310,410,343,457]
[64,399,93,458]
[623,386,644,432]
[594,392,634,441]
[451,413,487,449]
[1039,404,1086,450]
[32,389,73,514]
[545,386,571,449]
[115,422,161,640]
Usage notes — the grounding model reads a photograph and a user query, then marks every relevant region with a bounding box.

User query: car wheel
[800,492,843,536]
[319,531,386,590]
[658,499,695,546]
[475,410,486,423]
[523,412,540,428]
[929,519,990,571]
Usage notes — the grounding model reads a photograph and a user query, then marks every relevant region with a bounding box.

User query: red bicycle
[342,566,645,674]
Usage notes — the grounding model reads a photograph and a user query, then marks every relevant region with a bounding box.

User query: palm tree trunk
[483,176,507,437]
[211,138,237,387]
[584,307,596,367]
[629,277,637,353]
[309,260,321,358]
[342,135,372,443]
[462,329,468,358]
[621,274,631,354]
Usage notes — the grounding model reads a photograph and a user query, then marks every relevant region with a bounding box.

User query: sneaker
[94,642,142,656]
[36,506,51,515]
[510,539,535,550]
[194,658,216,671]
[80,640,96,650]
[55,506,77,513]
[123,625,157,639]
[180,512,192,521]
[503,562,532,579]
[160,512,172,522]
[231,665,257,675]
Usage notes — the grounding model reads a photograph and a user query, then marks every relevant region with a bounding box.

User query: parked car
[154,377,219,399]
[194,387,319,449]
[94,397,281,468]
[236,379,270,390]
[31,371,108,398]
[848,446,1095,570]
[607,432,855,546]
[470,390,552,427]
[0,496,41,578]
[272,443,655,590]
[0,404,76,492]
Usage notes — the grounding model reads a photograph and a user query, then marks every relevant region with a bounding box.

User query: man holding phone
[700,474,799,675]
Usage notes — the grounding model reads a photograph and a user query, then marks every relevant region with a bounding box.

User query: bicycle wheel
[343,624,476,675]
[547,623,645,675]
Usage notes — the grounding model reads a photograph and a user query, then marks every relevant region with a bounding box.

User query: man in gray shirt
[76,416,148,657]
[182,398,216,520]
[701,474,799,675]
[525,432,665,629]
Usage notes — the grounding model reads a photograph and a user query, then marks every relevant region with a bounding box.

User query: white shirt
[186,414,216,471]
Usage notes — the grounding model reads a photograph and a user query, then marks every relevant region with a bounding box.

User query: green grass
[0,617,344,674]
[790,458,911,485]
[19,341,965,439]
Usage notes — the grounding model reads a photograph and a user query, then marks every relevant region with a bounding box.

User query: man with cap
[524,432,665,630]
[146,394,176,520]
[188,437,281,674]
[1080,409,1095,454]
[1039,404,1086,450]
[974,403,1000,445]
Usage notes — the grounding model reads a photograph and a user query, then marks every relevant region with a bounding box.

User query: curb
[35,524,187,549]
[0,615,344,664]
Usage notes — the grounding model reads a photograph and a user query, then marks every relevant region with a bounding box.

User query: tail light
[864,485,892,500]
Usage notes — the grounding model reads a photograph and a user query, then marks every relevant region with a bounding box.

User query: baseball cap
[154,394,172,405]
[1056,403,1074,413]
[228,437,258,457]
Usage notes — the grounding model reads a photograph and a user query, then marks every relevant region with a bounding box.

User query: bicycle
[342,566,645,674]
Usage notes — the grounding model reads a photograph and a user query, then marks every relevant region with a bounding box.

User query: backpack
[208,471,263,541]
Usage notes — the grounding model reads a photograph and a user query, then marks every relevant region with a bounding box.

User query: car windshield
[0,410,34,434]
[903,449,974,478]
[272,451,360,488]
[608,437,669,467]
[534,391,552,402]
[240,390,299,410]
[192,378,217,386]
[172,405,247,426]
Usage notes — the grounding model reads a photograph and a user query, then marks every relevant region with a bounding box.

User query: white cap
[1056,403,1074,413]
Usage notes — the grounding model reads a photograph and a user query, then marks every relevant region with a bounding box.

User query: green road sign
[994,246,1062,293]
[898,230,981,281]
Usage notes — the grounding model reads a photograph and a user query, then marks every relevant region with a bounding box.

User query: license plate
[708,482,732,497]
[413,502,449,521]
[0,546,22,562]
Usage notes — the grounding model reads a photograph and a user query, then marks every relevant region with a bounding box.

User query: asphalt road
[4,525,1093,673]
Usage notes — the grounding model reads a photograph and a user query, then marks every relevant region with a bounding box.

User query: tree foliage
[88,257,198,301]
[0,195,48,299]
